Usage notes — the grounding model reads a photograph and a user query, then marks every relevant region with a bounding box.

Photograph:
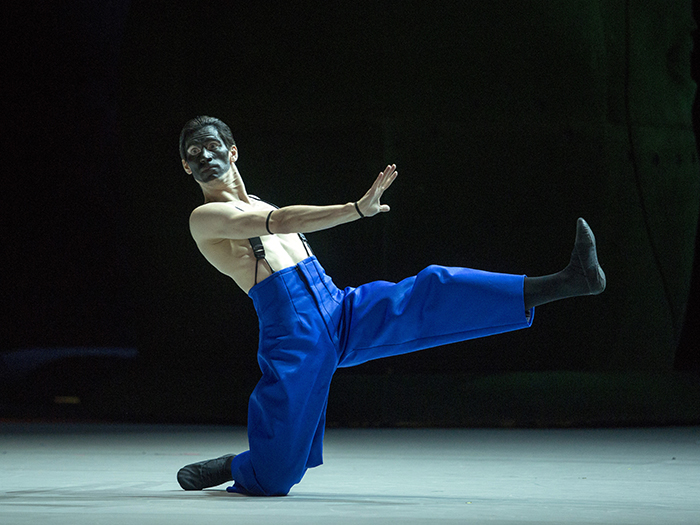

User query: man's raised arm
[190,164,398,242]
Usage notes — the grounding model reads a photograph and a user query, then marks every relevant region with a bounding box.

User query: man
[176,115,606,496]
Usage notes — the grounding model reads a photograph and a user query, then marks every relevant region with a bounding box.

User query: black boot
[177,454,236,490]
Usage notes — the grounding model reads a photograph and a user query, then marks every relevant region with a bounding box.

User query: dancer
[176,116,606,496]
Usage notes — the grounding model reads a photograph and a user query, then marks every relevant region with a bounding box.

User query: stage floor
[0,423,698,524]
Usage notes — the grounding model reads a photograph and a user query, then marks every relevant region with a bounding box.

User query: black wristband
[266,210,274,234]
[354,202,365,218]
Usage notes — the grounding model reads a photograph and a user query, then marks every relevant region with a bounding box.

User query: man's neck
[198,165,251,204]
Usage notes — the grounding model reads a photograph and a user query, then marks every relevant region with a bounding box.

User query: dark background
[2,0,700,427]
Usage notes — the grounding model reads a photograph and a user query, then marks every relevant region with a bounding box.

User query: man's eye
[188,147,201,155]
[206,142,221,150]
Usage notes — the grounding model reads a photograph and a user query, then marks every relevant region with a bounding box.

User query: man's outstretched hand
[357,164,398,217]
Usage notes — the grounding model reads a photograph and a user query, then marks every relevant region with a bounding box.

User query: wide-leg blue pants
[227,256,533,496]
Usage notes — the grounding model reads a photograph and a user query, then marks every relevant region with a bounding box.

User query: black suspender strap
[249,236,265,259]
[298,233,313,257]
[249,236,274,285]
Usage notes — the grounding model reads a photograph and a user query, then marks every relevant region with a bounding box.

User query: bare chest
[197,233,311,293]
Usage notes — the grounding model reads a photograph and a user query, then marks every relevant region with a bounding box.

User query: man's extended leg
[336,217,605,368]
[523,217,606,310]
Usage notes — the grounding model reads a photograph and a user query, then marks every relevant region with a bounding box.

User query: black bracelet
[266,210,274,234]
[354,201,365,218]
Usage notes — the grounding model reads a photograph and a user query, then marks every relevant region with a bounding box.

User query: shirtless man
[176,116,606,496]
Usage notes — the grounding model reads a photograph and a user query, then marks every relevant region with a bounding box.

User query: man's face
[182,126,235,183]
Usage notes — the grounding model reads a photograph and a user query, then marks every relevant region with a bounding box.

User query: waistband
[247,256,319,305]
[248,256,342,329]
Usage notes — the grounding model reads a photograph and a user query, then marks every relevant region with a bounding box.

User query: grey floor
[0,423,699,524]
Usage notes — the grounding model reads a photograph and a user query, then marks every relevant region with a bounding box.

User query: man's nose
[200,149,214,162]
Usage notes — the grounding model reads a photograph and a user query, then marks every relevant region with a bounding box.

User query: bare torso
[191,198,311,294]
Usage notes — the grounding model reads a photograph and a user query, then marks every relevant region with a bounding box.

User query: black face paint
[184,126,232,183]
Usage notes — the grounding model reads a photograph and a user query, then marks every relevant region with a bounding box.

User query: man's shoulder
[190,201,240,219]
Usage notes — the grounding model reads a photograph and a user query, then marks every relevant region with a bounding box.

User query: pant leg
[338,264,533,367]
[228,263,338,496]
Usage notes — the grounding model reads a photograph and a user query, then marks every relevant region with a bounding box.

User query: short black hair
[179,116,236,159]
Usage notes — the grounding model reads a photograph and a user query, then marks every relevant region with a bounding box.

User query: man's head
[180,116,238,183]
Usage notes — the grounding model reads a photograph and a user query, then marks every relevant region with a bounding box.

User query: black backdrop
[2,1,700,426]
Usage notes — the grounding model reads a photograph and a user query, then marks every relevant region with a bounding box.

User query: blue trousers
[228,256,533,496]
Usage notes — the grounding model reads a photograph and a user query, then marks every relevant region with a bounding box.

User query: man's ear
[229,146,238,163]
[182,159,192,174]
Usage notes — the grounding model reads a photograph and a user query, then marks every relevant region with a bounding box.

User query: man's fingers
[380,164,396,180]
[379,164,395,180]
[379,167,398,191]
